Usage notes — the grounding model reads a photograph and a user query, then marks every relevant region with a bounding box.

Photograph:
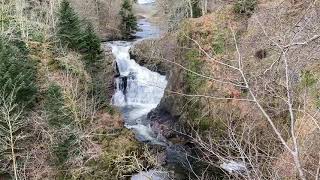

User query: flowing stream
[107,1,171,179]
[109,41,167,144]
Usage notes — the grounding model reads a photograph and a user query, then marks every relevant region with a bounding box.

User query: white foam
[126,124,155,141]
[109,42,167,107]
[220,161,247,174]
[107,10,170,179]
[137,0,155,4]
[131,170,170,180]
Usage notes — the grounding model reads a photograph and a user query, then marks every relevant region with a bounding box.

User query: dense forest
[1,0,320,180]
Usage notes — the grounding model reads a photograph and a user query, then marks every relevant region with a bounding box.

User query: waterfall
[110,41,167,108]
[107,1,171,179]
[108,41,167,144]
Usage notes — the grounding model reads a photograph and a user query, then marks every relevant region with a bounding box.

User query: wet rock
[148,108,190,147]
[102,43,117,101]
[129,39,170,75]
[148,144,167,166]
[148,109,176,139]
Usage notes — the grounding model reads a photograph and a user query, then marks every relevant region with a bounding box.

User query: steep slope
[130,0,320,179]
[70,0,122,40]
[0,0,156,179]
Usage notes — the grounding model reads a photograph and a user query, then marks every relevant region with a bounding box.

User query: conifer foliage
[80,22,102,64]
[0,37,37,180]
[0,38,37,107]
[57,0,102,65]
[119,0,138,39]
[44,84,72,128]
[57,0,82,49]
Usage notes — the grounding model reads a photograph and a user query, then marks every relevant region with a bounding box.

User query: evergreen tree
[57,0,82,49]
[192,0,202,18]
[44,83,72,128]
[119,0,138,39]
[0,37,37,107]
[79,22,102,65]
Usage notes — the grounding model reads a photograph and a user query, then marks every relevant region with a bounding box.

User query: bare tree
[0,89,25,180]
[132,1,320,179]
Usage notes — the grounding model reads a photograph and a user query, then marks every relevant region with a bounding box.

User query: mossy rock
[103,129,141,154]
[99,129,144,178]
[185,49,204,94]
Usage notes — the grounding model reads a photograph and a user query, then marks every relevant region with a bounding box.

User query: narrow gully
[106,1,173,179]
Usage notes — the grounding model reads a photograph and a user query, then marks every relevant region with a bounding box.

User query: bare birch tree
[0,90,25,180]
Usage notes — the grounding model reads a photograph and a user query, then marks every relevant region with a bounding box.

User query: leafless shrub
[140,1,320,179]
[0,90,25,180]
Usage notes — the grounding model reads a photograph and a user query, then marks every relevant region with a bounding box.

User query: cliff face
[130,0,320,178]
[130,38,173,75]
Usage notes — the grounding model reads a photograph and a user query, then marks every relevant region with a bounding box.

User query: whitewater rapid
[109,41,167,144]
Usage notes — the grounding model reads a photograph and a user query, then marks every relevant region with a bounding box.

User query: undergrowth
[185,49,203,94]
[234,0,257,16]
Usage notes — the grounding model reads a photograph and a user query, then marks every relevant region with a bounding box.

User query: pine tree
[79,22,102,65]
[57,0,82,49]
[119,0,138,39]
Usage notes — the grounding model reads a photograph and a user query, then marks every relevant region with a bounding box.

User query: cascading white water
[108,41,167,144]
[137,0,155,4]
[107,1,172,179]
[110,42,167,108]
[107,0,168,145]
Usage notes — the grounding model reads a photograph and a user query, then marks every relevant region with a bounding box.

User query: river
[107,1,171,179]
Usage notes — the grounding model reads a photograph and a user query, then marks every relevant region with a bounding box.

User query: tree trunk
[188,0,193,18]
[1,0,4,33]
[202,0,207,15]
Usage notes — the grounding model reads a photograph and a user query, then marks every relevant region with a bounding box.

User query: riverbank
[128,1,320,179]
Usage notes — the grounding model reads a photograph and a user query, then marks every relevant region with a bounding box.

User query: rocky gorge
[1,0,319,179]
[128,1,320,179]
